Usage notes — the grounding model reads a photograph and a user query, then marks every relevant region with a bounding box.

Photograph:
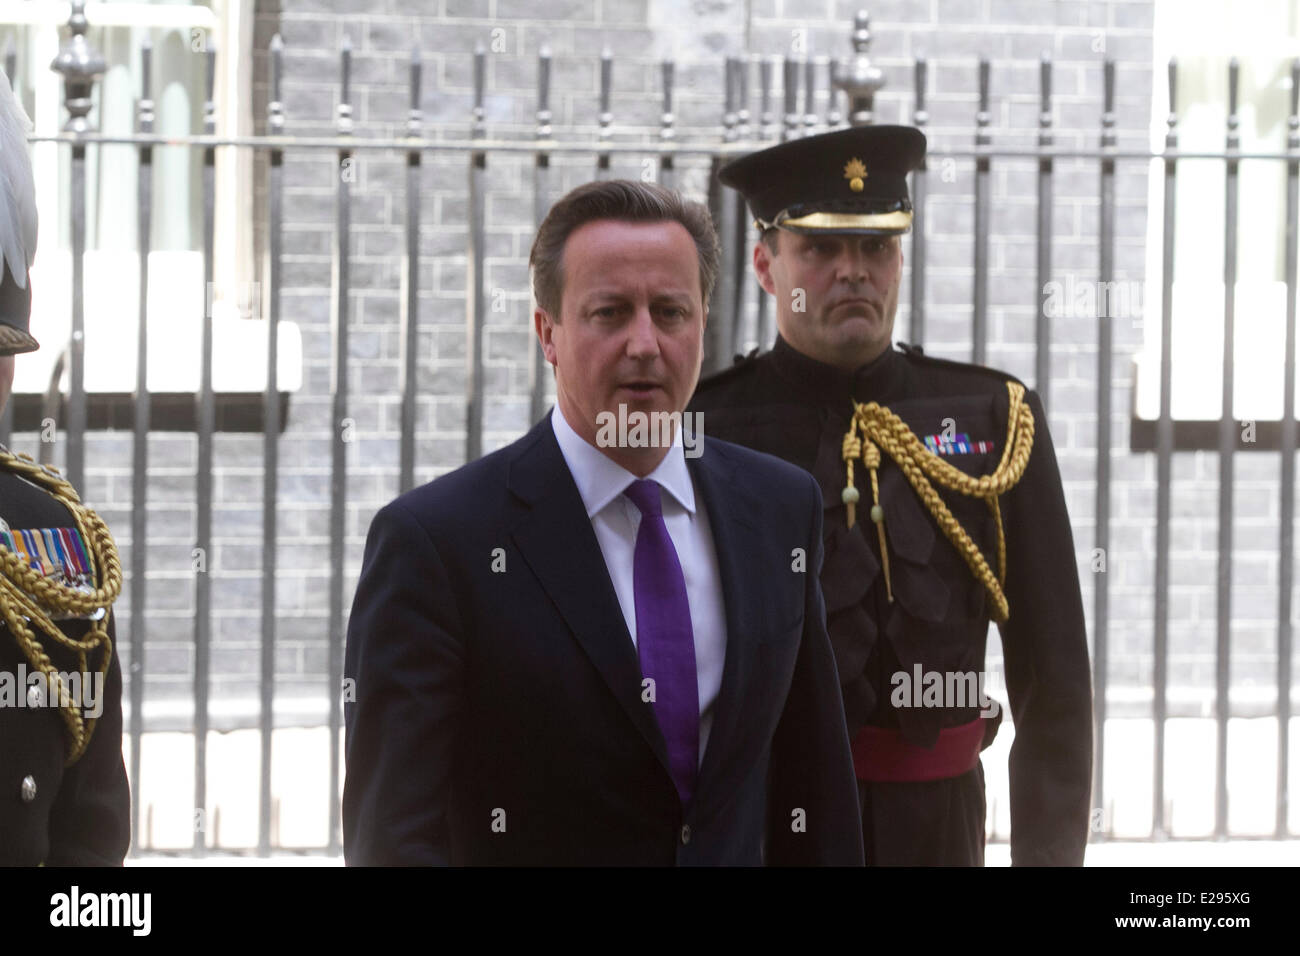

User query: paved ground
[129,843,1297,864]
[124,716,1299,864]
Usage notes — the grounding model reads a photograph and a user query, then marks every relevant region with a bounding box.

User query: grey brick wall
[16,0,1294,731]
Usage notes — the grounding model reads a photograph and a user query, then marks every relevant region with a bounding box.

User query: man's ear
[535,308,558,366]
[753,240,777,297]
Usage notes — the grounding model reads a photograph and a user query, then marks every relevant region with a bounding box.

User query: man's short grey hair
[529,179,721,318]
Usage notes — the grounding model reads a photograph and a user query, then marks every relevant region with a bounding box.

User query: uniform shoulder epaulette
[0,447,77,498]
[694,347,761,393]
[896,342,1029,391]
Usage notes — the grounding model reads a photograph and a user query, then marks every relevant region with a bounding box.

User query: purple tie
[623,478,699,806]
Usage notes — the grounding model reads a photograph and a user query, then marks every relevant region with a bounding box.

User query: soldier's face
[755,230,902,370]
[536,218,707,476]
[0,355,12,415]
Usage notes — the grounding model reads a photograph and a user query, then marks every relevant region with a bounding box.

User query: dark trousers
[858,760,987,866]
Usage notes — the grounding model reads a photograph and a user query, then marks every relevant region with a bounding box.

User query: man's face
[754,230,903,370]
[535,218,707,475]
[0,355,13,415]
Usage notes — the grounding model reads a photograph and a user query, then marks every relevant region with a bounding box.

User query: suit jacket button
[20,775,37,803]
[680,824,691,846]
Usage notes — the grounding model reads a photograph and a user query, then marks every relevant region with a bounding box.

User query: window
[0,1,293,413]
[1133,0,1300,445]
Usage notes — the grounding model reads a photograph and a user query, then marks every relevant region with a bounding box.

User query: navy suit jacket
[342,414,863,865]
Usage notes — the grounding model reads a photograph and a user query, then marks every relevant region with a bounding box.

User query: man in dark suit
[343,179,863,866]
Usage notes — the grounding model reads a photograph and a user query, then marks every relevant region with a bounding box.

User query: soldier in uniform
[689,125,1092,865]
[0,67,129,865]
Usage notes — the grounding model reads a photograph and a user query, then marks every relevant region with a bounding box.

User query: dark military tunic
[0,465,130,865]
[688,335,1092,865]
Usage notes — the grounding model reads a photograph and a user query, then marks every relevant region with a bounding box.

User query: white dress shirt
[550,405,728,765]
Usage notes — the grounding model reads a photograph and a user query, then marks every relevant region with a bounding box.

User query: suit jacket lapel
[688,439,766,796]
[506,417,672,776]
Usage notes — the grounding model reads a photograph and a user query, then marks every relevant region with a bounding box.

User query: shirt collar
[550,405,697,518]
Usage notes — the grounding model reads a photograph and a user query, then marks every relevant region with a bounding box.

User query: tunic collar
[769,333,905,405]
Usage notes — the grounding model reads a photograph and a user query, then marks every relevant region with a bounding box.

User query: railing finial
[835,9,884,127]
[268,34,285,134]
[407,47,422,137]
[50,0,106,134]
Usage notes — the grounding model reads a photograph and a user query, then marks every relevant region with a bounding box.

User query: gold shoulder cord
[0,446,122,765]
[840,381,1035,623]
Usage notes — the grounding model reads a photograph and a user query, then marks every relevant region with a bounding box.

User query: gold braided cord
[840,381,1035,622]
[842,433,893,602]
[0,446,121,765]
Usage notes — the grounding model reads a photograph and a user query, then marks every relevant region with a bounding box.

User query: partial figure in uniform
[0,67,129,865]
[689,125,1092,865]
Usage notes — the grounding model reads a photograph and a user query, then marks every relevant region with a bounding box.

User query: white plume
[0,68,37,289]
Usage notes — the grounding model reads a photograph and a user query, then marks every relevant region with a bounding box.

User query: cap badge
[843,157,867,192]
